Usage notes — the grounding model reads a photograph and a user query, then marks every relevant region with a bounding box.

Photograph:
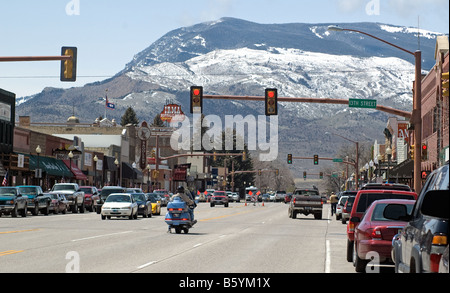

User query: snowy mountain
[16,18,446,174]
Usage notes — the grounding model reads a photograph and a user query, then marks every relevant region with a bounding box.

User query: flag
[106,95,116,110]
[2,171,8,186]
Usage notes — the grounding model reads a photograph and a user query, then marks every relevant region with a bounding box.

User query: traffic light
[242,151,247,162]
[314,155,319,165]
[190,86,203,114]
[303,171,307,179]
[258,169,262,176]
[422,143,428,161]
[287,154,293,164]
[410,145,415,160]
[60,47,77,82]
[442,72,449,97]
[265,88,278,116]
[320,172,324,179]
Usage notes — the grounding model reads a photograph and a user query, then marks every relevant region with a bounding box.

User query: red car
[346,189,417,262]
[79,186,99,212]
[353,199,416,272]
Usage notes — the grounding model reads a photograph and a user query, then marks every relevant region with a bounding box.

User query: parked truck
[288,187,323,220]
[50,183,85,213]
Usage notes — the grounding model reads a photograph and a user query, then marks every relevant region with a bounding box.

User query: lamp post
[114,158,119,186]
[386,147,393,183]
[93,155,98,188]
[147,164,151,192]
[68,151,74,183]
[36,145,42,186]
[328,25,423,193]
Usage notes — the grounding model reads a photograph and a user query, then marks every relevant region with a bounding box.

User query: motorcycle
[165,197,197,234]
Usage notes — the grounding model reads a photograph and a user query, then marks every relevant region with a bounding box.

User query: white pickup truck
[50,183,85,213]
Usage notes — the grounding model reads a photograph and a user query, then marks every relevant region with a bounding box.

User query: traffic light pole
[0,56,72,62]
[203,95,412,119]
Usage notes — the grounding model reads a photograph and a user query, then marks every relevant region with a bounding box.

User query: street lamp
[68,151,74,183]
[328,25,423,192]
[146,164,151,192]
[386,147,393,183]
[93,155,98,188]
[114,158,119,186]
[36,145,42,185]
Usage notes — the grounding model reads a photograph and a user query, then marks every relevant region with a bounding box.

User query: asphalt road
[0,202,389,274]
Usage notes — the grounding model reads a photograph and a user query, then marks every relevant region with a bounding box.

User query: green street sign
[333,159,344,163]
[349,99,377,109]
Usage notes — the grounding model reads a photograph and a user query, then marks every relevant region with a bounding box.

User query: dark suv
[387,162,449,273]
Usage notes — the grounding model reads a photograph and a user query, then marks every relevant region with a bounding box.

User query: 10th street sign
[349,99,377,109]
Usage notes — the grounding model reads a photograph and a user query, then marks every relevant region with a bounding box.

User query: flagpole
[105,89,108,120]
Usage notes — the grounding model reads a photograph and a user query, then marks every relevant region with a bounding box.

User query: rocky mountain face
[16,17,445,176]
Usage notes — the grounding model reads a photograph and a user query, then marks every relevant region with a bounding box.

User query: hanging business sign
[160,104,185,123]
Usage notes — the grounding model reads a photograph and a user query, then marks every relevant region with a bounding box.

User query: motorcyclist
[172,186,197,224]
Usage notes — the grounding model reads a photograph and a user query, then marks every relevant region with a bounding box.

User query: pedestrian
[330,192,339,216]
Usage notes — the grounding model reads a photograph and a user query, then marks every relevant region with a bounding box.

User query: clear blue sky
[1,0,449,98]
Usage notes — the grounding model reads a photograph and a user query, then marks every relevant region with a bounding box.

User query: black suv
[387,162,449,273]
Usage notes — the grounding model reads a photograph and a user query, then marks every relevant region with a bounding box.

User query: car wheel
[101,215,106,220]
[354,242,368,273]
[347,240,354,263]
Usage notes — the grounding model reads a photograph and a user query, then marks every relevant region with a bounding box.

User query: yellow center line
[0,250,24,257]
[0,229,40,235]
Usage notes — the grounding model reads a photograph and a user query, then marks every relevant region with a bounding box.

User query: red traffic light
[422,144,427,150]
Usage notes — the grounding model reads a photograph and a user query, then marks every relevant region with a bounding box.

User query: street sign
[349,99,377,109]
[333,158,343,163]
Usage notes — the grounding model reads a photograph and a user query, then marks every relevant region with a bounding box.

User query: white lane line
[137,261,158,269]
[193,243,203,248]
[325,240,331,273]
[71,231,133,242]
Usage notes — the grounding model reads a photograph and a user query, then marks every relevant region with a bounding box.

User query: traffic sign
[333,158,343,163]
[349,99,377,109]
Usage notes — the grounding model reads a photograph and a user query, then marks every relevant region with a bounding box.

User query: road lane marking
[0,250,24,257]
[325,240,331,273]
[193,243,203,248]
[137,261,158,269]
[0,229,40,235]
[71,231,133,242]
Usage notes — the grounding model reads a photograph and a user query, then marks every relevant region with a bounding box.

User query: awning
[104,156,118,172]
[63,160,88,181]
[390,159,414,179]
[122,162,143,180]
[29,155,73,178]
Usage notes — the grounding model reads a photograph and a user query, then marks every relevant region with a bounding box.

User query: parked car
[231,192,240,202]
[132,193,152,218]
[50,183,85,213]
[346,189,417,262]
[101,193,138,220]
[79,186,99,212]
[48,193,69,214]
[96,186,126,214]
[146,193,162,215]
[342,195,356,224]
[275,190,286,202]
[336,196,348,221]
[17,185,51,216]
[353,199,416,272]
[0,187,28,217]
[387,162,449,273]
[210,191,229,207]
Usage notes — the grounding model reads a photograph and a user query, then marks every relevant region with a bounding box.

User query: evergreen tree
[151,113,165,127]
[121,107,139,126]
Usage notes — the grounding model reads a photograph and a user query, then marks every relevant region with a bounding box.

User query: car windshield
[80,188,93,193]
[53,185,76,191]
[356,193,416,213]
[132,194,147,201]
[371,203,415,221]
[18,187,37,194]
[106,194,131,203]
[0,188,17,195]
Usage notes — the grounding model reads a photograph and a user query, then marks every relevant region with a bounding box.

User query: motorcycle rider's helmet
[177,186,185,193]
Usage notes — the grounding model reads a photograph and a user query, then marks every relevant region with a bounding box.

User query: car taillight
[369,227,383,240]
[348,222,355,232]
[430,235,447,273]
[293,198,296,204]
